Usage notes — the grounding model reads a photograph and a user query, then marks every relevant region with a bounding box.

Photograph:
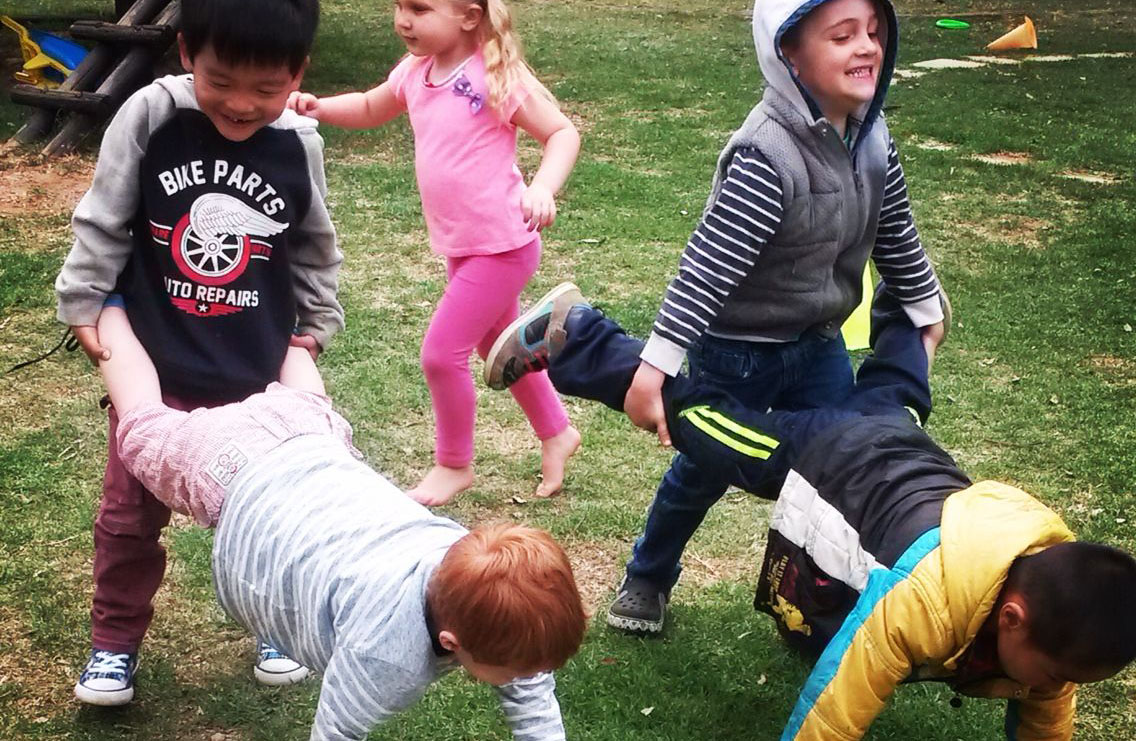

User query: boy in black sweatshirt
[55,0,343,705]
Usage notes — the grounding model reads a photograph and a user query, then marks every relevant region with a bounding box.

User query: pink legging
[421,238,569,467]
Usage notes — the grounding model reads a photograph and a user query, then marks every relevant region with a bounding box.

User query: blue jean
[628,331,854,592]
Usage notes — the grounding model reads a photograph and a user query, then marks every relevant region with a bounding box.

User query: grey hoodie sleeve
[55,85,175,326]
[496,672,566,740]
[292,128,345,350]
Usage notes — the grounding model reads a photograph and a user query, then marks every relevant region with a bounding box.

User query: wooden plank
[43,0,180,155]
[9,0,173,146]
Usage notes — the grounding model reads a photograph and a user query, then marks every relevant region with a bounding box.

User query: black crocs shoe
[606,576,668,635]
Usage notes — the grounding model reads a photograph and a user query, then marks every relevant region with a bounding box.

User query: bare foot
[408,464,474,506]
[536,426,582,498]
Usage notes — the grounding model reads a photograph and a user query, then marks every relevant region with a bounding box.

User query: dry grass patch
[0,360,99,438]
[959,213,1051,251]
[912,58,987,70]
[0,607,76,718]
[0,154,93,219]
[1059,170,1121,185]
[971,151,1032,166]
[563,540,624,615]
[911,137,955,151]
[679,549,762,591]
[1085,354,1136,388]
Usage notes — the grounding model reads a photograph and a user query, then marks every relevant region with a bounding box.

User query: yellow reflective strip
[685,405,780,450]
[680,407,772,460]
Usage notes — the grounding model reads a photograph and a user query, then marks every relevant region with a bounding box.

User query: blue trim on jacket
[780,526,942,740]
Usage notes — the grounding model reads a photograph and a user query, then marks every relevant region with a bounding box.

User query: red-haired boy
[90,303,587,740]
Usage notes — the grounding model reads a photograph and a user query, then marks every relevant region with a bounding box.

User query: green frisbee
[935,18,971,29]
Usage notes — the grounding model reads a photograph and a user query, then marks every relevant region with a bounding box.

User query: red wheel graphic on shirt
[170,213,250,286]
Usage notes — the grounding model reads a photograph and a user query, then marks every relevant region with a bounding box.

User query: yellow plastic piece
[841,264,875,352]
[2,15,73,88]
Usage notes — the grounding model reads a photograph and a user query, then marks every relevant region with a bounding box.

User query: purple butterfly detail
[452,74,484,115]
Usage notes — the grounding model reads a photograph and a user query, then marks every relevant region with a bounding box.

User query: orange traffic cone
[986,16,1038,51]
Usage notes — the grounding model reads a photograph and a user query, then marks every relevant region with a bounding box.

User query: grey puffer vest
[704,85,891,342]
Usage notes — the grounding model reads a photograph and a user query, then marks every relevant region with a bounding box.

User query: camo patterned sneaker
[606,576,668,635]
[253,640,310,686]
[74,649,138,706]
[484,282,586,390]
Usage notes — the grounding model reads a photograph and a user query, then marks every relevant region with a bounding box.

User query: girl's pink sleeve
[500,81,533,123]
[385,55,416,105]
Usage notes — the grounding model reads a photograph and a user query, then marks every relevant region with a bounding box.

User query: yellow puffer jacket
[783,480,1076,741]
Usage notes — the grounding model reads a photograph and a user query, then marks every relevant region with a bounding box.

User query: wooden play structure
[5,0,181,155]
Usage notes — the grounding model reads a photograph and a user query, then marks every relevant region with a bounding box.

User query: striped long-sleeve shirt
[212,435,566,741]
[641,141,942,376]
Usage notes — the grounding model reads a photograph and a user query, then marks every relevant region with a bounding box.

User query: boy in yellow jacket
[486,282,1136,740]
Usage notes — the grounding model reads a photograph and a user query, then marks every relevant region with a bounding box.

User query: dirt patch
[891,68,927,80]
[960,214,1050,250]
[1060,170,1121,185]
[972,151,1032,166]
[563,541,623,615]
[965,55,1022,65]
[680,549,761,589]
[912,58,986,69]
[0,154,93,218]
[1086,354,1136,388]
[911,137,955,152]
[561,100,599,136]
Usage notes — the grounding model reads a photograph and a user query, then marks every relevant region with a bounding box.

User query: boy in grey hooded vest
[607,0,947,634]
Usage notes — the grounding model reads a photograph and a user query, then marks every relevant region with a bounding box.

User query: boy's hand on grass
[287,91,320,118]
[922,321,945,367]
[289,333,321,362]
[520,183,557,232]
[624,361,671,447]
[71,325,110,363]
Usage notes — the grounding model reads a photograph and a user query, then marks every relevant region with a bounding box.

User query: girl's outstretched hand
[287,91,321,118]
[520,183,557,231]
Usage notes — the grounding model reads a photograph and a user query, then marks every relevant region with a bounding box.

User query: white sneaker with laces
[253,640,310,686]
[74,649,138,706]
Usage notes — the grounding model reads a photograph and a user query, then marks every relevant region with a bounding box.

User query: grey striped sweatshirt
[212,434,566,741]
[641,141,942,376]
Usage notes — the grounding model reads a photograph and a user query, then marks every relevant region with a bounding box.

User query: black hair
[1007,542,1136,674]
[181,0,319,75]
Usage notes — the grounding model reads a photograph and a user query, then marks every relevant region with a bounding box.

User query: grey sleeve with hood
[291,126,345,350]
[55,84,176,327]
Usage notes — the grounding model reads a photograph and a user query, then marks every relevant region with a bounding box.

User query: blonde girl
[289,0,580,505]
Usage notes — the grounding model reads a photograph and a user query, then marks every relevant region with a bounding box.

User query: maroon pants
[92,392,226,653]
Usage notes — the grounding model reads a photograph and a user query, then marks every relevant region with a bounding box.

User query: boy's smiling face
[782,0,883,124]
[179,37,305,142]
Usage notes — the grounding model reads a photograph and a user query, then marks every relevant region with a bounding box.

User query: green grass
[2,0,1135,738]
